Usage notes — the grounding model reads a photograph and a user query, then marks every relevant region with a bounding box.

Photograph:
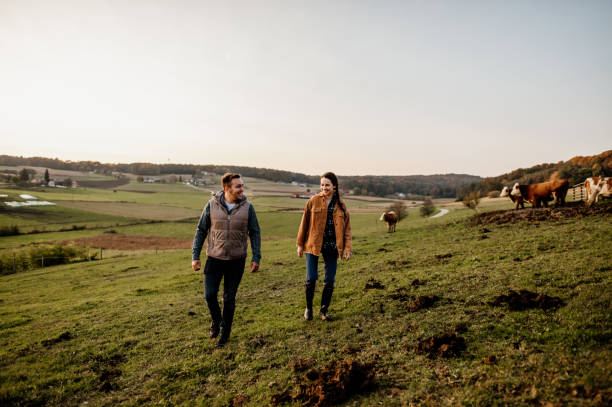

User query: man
[192,173,261,348]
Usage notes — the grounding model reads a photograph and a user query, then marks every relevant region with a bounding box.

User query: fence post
[13,253,16,272]
[41,256,44,268]
[100,248,103,260]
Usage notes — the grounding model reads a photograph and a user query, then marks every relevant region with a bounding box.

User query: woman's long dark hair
[321,171,346,215]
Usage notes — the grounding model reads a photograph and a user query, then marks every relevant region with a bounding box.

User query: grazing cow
[380,211,399,232]
[510,179,569,208]
[500,186,525,209]
[585,177,612,205]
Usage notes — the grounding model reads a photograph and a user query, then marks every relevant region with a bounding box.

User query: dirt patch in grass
[472,201,612,225]
[435,253,453,260]
[388,289,439,312]
[490,290,565,311]
[409,295,440,312]
[274,359,375,407]
[229,394,250,406]
[342,345,361,355]
[413,333,466,358]
[91,353,126,392]
[61,234,192,250]
[41,331,73,347]
[364,278,385,290]
[389,287,411,301]
[410,278,424,287]
[248,335,267,348]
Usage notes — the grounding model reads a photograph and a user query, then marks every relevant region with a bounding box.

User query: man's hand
[192,260,201,271]
[343,251,352,261]
[297,246,304,257]
[250,262,260,273]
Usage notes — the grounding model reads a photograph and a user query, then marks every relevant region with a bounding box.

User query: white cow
[585,177,612,206]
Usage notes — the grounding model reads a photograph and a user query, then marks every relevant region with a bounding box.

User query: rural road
[431,208,449,218]
[187,184,215,195]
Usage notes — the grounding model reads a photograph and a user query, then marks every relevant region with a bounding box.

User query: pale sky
[1,0,610,176]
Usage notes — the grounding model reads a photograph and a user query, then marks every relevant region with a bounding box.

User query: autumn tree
[386,201,408,221]
[462,190,481,211]
[420,198,435,217]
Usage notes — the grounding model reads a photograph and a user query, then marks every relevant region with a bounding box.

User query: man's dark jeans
[203,257,246,338]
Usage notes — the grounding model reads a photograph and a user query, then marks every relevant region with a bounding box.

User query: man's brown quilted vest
[206,195,251,260]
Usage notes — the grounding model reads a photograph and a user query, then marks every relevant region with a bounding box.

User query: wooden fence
[570,182,585,202]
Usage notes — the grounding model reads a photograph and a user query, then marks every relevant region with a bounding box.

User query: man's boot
[320,284,334,321]
[304,281,316,320]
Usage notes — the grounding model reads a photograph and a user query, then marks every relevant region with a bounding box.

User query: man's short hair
[222,173,241,188]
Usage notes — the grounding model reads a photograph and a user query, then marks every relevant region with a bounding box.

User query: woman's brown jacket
[296,193,352,257]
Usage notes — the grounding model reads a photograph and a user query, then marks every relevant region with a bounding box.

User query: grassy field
[0,183,610,406]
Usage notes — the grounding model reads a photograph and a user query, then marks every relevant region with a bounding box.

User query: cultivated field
[0,180,610,406]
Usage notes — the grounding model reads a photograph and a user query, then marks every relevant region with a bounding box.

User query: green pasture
[115,182,200,194]
[0,192,610,406]
[0,205,141,235]
[0,184,210,211]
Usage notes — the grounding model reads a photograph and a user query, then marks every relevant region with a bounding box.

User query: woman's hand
[297,246,304,257]
[343,251,351,261]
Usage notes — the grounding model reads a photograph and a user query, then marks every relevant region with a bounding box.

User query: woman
[296,172,352,321]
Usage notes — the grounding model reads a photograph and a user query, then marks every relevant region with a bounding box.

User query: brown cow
[380,211,399,232]
[585,177,612,206]
[500,186,525,209]
[510,179,569,208]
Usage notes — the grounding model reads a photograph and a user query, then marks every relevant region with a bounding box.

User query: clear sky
[1,0,610,176]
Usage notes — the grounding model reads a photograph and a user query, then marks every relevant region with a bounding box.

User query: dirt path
[431,208,449,218]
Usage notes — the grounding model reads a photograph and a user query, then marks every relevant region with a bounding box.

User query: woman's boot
[304,281,316,320]
[320,284,334,321]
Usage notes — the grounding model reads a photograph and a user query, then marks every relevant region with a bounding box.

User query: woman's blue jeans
[305,251,337,287]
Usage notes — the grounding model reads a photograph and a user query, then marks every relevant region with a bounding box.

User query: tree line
[0,155,482,198]
[3,151,609,199]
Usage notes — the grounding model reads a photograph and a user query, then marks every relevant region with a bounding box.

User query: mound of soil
[274,360,375,407]
[364,278,385,290]
[472,201,612,225]
[61,234,192,250]
[388,289,439,312]
[490,290,565,311]
[270,389,292,405]
[409,295,439,312]
[290,358,313,372]
[414,333,466,358]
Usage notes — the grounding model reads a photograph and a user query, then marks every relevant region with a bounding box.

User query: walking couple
[192,172,352,348]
